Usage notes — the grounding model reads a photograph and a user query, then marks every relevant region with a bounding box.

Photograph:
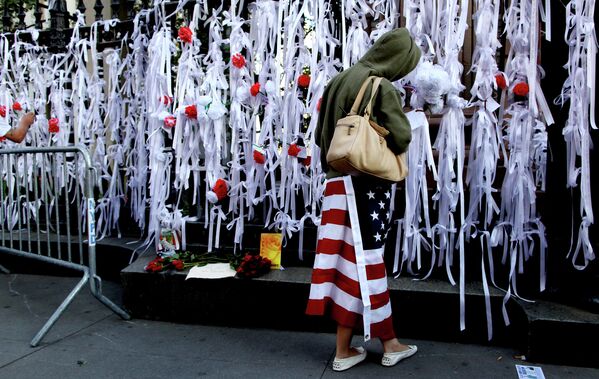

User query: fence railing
[0,145,129,347]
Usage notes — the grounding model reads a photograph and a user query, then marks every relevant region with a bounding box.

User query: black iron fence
[1,0,142,31]
[0,1,193,53]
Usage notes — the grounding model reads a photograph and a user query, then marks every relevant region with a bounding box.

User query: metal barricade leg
[84,164,130,321]
[0,264,9,274]
[89,275,131,320]
[30,269,90,347]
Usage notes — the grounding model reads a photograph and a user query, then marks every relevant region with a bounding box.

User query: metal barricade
[0,145,130,347]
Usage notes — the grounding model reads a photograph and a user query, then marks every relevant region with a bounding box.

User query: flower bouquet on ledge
[145,251,231,273]
[145,255,186,273]
[144,251,272,278]
[232,253,272,279]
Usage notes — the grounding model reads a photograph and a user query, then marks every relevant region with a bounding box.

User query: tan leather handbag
[326,76,409,182]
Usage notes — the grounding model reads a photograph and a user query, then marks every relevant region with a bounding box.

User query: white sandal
[332,346,367,372]
[381,345,417,367]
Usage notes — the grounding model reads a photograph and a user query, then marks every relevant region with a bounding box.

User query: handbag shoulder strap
[349,76,384,118]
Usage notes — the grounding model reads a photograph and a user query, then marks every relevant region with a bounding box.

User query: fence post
[77,0,87,23]
[95,0,104,21]
[49,0,68,30]
[48,0,70,52]
[111,0,121,19]
[34,0,43,29]
[17,3,26,29]
[126,0,136,18]
[2,4,12,32]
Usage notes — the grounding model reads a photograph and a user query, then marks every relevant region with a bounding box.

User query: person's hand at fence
[3,112,35,143]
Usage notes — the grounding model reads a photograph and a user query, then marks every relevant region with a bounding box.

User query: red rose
[0,136,6,142]
[48,118,60,133]
[145,258,164,272]
[253,150,266,164]
[164,115,176,128]
[316,97,322,112]
[297,74,310,89]
[302,156,311,167]
[185,105,198,119]
[288,143,301,157]
[495,74,507,90]
[178,26,193,44]
[12,102,22,111]
[160,95,173,105]
[151,263,163,272]
[513,82,529,97]
[231,53,246,69]
[250,83,261,97]
[172,259,184,270]
[0,105,6,117]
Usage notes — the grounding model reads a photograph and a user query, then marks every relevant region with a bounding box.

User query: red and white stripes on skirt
[306,176,395,341]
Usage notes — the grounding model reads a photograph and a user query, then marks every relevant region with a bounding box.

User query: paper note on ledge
[516,365,545,379]
[186,263,236,280]
[260,233,282,269]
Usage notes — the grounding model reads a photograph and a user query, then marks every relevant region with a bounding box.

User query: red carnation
[172,259,185,270]
[0,136,6,142]
[164,115,176,128]
[231,53,246,69]
[495,74,507,90]
[316,97,322,112]
[185,105,198,119]
[12,102,22,111]
[250,83,261,97]
[297,74,310,89]
[178,26,193,44]
[253,150,266,164]
[160,95,173,105]
[207,178,229,204]
[0,105,6,118]
[302,156,311,167]
[288,143,301,157]
[213,179,228,200]
[513,82,529,97]
[48,118,60,133]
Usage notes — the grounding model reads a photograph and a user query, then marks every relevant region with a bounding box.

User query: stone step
[121,255,599,368]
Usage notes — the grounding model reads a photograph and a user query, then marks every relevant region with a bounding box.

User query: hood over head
[358,28,421,82]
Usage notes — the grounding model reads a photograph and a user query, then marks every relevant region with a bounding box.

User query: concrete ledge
[521,300,599,367]
[121,255,599,367]
[122,257,521,344]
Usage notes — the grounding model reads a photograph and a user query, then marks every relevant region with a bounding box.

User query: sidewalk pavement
[2,273,598,379]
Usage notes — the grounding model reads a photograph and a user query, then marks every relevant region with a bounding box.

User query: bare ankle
[382,338,410,353]
[336,347,361,359]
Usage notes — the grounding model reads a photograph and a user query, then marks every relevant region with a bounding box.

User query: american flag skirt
[306,176,395,341]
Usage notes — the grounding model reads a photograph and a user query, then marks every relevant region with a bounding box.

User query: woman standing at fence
[0,112,35,143]
[306,28,421,371]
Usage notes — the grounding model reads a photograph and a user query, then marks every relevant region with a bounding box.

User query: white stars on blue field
[355,181,393,250]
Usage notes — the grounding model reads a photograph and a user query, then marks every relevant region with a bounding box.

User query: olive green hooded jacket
[315,28,421,179]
